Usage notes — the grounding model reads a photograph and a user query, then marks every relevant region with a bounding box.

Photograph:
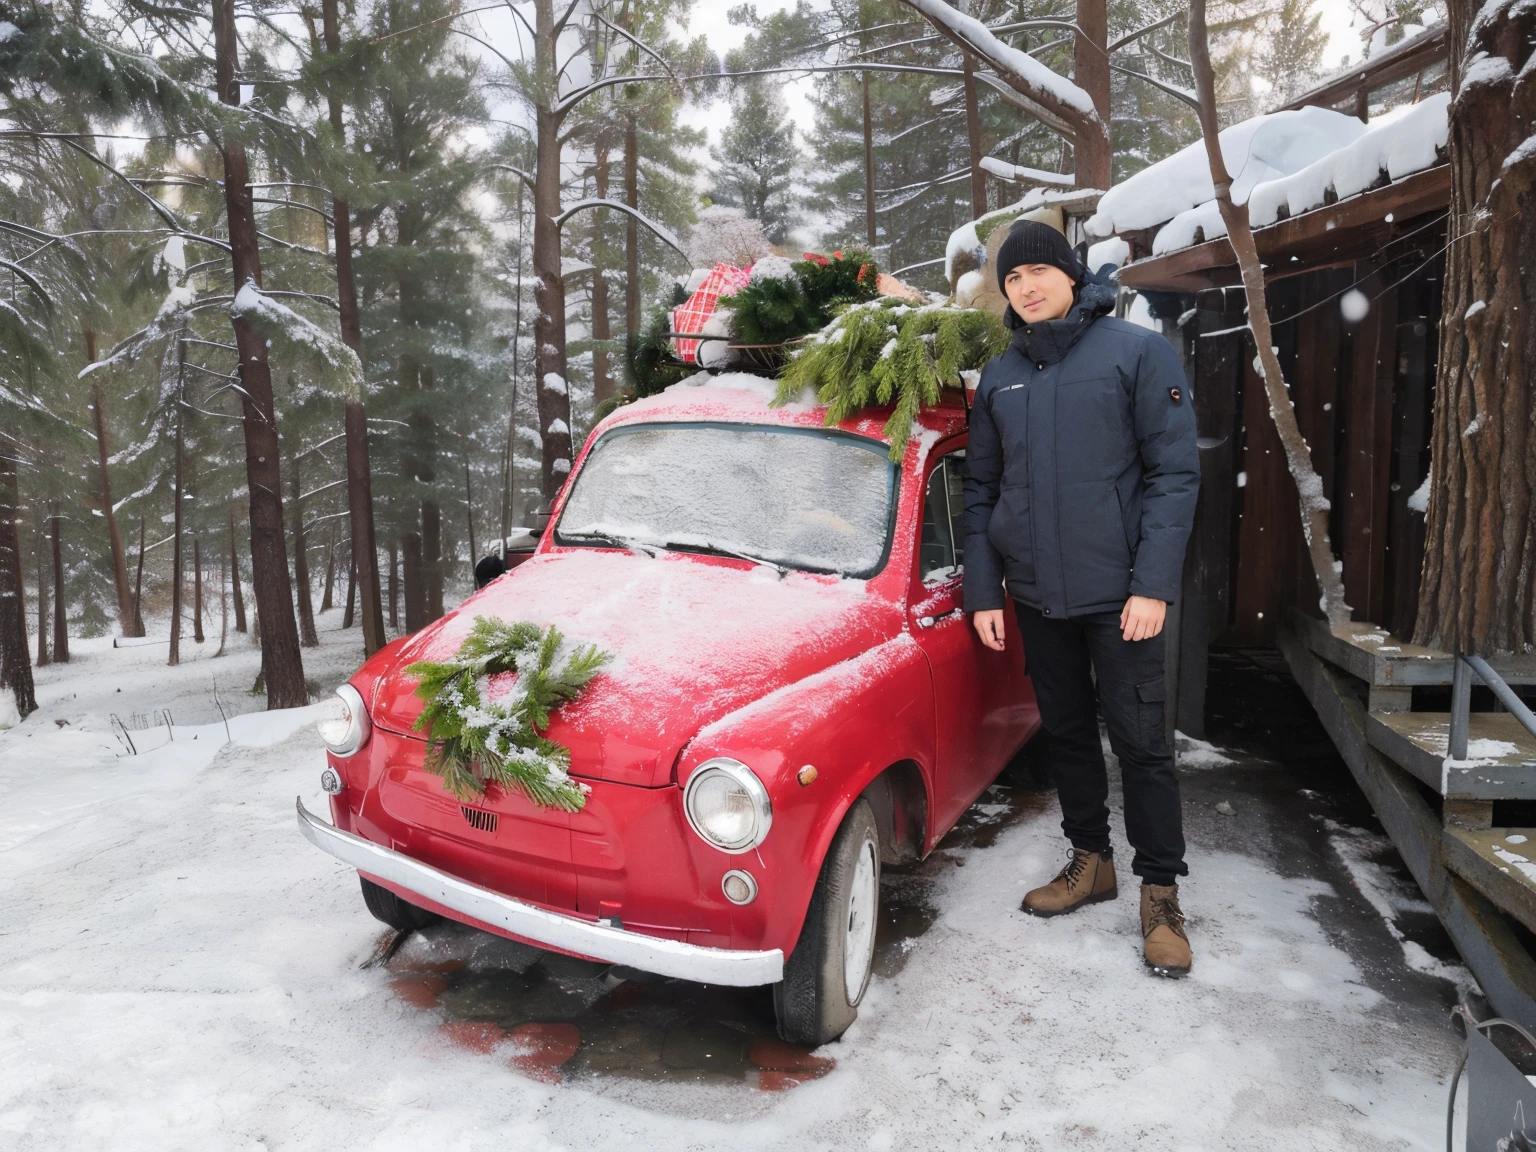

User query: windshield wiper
[667,540,788,578]
[564,531,656,557]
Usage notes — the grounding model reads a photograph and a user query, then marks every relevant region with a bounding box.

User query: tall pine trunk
[861,67,876,247]
[464,458,477,570]
[229,506,247,633]
[132,514,146,635]
[388,539,399,630]
[50,504,67,662]
[1415,0,1536,655]
[321,0,386,657]
[343,548,357,629]
[192,538,204,645]
[1073,0,1111,189]
[35,533,48,667]
[0,449,37,718]
[533,0,573,505]
[320,526,336,612]
[213,0,307,707]
[216,542,228,657]
[289,456,319,647]
[591,149,614,407]
[958,1,985,219]
[89,370,140,637]
[402,533,425,633]
[623,116,640,342]
[169,335,186,668]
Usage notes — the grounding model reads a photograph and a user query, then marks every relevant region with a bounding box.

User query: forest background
[0,0,1432,714]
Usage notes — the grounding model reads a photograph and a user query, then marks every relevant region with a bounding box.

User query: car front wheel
[359,876,442,932]
[774,799,881,1045]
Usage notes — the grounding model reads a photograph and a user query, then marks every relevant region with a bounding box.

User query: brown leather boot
[1141,883,1192,977]
[1021,848,1117,917]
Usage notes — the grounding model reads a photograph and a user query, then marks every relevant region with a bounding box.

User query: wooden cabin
[1100,28,1536,1033]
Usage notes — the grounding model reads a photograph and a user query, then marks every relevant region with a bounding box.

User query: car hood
[369,549,898,787]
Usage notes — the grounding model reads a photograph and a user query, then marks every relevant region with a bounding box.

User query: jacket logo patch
[997,383,1026,393]
[1169,387,1183,403]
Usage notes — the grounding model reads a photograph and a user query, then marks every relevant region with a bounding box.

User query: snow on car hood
[369,549,899,787]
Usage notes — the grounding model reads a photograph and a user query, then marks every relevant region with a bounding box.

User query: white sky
[672,1,1385,194]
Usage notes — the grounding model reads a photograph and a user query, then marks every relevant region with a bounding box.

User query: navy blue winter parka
[962,281,1199,617]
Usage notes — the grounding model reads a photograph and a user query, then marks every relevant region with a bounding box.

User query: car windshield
[556,422,898,577]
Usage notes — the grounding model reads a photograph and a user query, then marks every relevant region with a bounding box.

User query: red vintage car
[298,375,1039,1044]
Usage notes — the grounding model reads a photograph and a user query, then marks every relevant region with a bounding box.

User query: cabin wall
[1181,215,1445,650]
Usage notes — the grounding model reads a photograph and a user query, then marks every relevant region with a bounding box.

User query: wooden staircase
[1280,611,1536,1029]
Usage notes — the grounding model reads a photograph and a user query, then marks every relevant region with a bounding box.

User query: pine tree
[711,82,801,244]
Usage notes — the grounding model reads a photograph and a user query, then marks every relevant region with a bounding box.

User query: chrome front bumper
[295,798,784,987]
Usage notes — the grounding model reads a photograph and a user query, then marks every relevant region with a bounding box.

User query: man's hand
[1120,595,1166,642]
[973,609,1007,652]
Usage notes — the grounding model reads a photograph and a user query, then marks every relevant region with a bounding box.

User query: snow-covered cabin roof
[1087,93,1450,264]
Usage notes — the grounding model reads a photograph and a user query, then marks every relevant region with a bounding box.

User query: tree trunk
[1074,0,1111,190]
[343,547,357,628]
[1415,0,1536,655]
[320,525,336,612]
[1188,0,1350,629]
[89,369,140,637]
[35,531,48,667]
[501,183,525,544]
[592,148,614,408]
[0,450,37,718]
[50,504,68,662]
[402,532,426,633]
[216,541,228,657]
[624,115,640,341]
[533,0,573,505]
[169,334,186,668]
[289,457,319,647]
[229,505,247,633]
[192,537,204,645]
[959,0,986,219]
[213,0,306,708]
[388,539,399,630]
[132,514,146,635]
[464,458,477,569]
[861,68,877,248]
[322,0,386,658]
[422,498,442,620]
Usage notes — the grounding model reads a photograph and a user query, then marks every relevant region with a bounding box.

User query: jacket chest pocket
[988,383,1031,483]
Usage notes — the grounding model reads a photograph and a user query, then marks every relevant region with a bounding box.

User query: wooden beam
[1117,165,1451,292]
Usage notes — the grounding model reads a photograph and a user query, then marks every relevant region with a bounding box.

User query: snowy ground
[0,622,1467,1149]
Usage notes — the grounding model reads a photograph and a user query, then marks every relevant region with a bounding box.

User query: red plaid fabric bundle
[671,262,750,364]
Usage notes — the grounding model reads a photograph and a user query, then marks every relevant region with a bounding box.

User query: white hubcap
[843,838,878,1003]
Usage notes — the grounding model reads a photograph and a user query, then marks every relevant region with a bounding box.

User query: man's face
[1003,263,1076,323]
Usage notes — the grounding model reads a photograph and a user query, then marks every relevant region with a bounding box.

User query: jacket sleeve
[961,366,1008,612]
[1128,332,1200,603]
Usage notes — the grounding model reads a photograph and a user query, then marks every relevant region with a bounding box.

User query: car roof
[596,370,970,449]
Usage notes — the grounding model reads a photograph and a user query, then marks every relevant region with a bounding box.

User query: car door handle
[916,609,964,629]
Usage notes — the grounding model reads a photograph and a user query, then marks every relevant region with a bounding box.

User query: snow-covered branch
[1109,63,1198,108]
[978,157,1074,186]
[552,199,686,259]
[894,0,1099,125]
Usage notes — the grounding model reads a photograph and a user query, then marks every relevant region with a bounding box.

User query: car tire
[774,799,881,1046]
[359,876,441,932]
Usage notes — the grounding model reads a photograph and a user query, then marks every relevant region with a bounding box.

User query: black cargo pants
[1013,602,1187,887]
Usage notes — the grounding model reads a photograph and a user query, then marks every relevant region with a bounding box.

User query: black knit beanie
[995,220,1083,291]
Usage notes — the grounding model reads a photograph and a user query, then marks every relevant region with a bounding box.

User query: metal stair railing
[1450,654,1536,761]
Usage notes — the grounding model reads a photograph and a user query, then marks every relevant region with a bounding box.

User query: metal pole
[1449,654,1471,761]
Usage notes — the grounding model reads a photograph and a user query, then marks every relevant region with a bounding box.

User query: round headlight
[683,758,772,853]
[318,683,371,758]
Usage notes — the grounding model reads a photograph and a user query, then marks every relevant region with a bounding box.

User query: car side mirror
[474,554,507,590]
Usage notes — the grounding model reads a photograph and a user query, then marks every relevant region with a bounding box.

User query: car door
[909,444,1035,834]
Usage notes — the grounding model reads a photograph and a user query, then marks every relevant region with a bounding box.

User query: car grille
[460,805,498,833]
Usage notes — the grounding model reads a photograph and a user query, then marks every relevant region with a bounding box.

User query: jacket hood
[1003,279,1117,365]
[369,549,895,787]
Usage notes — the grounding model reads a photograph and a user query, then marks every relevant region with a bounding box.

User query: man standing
[963,219,1200,977]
